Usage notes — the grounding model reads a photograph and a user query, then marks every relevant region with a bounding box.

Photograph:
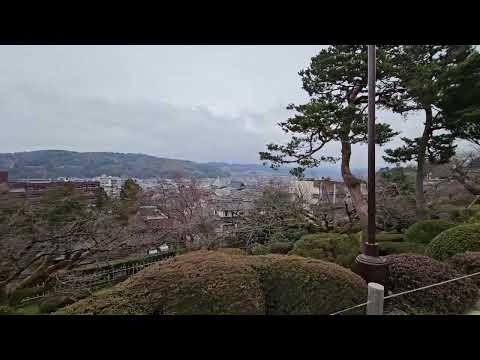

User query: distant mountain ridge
[0,150,363,180]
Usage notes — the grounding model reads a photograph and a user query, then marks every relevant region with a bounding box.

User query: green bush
[335,224,363,234]
[384,254,479,314]
[250,243,271,256]
[458,205,480,224]
[405,220,456,245]
[57,251,266,315]
[429,204,463,222]
[378,242,426,256]
[289,233,360,269]
[271,229,309,243]
[256,255,366,315]
[426,224,480,261]
[269,242,293,254]
[57,250,367,315]
[375,233,405,242]
[0,305,13,315]
[448,252,480,287]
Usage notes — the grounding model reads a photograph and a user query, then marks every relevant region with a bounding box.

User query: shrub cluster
[375,232,405,242]
[250,243,270,256]
[429,204,462,222]
[271,229,309,243]
[288,232,360,269]
[458,205,480,224]
[250,242,294,255]
[426,224,480,261]
[257,255,366,315]
[56,250,367,315]
[216,248,246,256]
[448,252,480,286]
[384,254,479,314]
[268,242,293,254]
[405,220,455,245]
[378,242,426,256]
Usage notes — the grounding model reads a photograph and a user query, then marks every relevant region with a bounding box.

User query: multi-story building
[0,172,101,205]
[95,175,125,197]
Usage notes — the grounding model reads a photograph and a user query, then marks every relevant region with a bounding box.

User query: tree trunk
[416,107,433,219]
[341,141,368,231]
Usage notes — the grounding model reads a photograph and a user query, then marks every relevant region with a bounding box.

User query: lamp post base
[355,253,387,285]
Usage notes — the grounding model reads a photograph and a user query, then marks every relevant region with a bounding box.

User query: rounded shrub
[378,242,426,256]
[384,254,479,314]
[216,248,246,256]
[405,220,456,245]
[250,243,270,256]
[458,205,480,224]
[56,250,367,315]
[288,232,360,269]
[57,251,266,315]
[426,224,480,261]
[448,252,480,287]
[256,255,366,315]
[268,242,293,254]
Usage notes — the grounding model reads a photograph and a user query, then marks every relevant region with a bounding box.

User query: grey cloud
[0,85,437,168]
[0,45,469,169]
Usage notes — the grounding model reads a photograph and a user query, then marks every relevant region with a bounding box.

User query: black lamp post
[354,45,387,285]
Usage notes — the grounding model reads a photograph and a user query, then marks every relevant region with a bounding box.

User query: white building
[96,175,125,197]
[289,178,367,206]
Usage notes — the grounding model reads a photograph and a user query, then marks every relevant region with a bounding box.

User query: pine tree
[260,45,399,231]
[381,45,477,217]
[439,51,480,146]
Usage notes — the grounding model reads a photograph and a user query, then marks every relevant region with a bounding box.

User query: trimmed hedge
[257,255,366,315]
[375,233,405,242]
[384,254,479,314]
[57,251,266,315]
[405,220,455,245]
[216,248,246,256]
[378,242,426,256]
[56,250,367,315]
[250,243,270,256]
[269,242,293,254]
[448,252,480,286]
[288,233,360,269]
[426,224,480,261]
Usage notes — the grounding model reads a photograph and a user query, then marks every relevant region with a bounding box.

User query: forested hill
[0,150,229,179]
[0,150,352,180]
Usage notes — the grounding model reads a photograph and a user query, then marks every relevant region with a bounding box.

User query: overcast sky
[0,45,462,168]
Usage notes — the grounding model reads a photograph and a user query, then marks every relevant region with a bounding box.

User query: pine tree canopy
[260,45,399,177]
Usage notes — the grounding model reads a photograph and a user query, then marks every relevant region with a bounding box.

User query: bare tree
[141,178,218,250]
[0,204,134,304]
[225,182,326,249]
